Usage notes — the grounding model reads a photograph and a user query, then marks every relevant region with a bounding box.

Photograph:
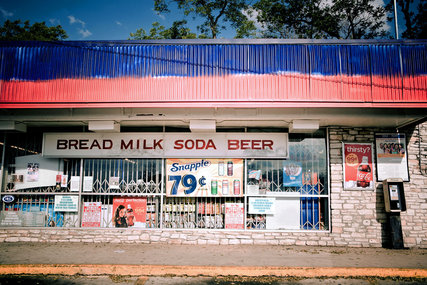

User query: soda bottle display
[227,161,233,176]
[357,156,372,188]
[211,179,218,195]
[222,180,229,195]
[218,161,224,176]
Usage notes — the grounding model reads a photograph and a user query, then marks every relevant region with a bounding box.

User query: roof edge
[1,39,426,47]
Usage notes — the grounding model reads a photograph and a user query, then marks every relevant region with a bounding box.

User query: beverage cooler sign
[343,143,374,190]
[166,158,243,197]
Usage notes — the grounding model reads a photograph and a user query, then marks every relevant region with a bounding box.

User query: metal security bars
[0,132,329,231]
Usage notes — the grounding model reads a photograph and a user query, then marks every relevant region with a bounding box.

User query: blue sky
[0,0,417,40]
[0,0,225,40]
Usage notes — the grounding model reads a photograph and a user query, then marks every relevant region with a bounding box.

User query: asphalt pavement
[0,242,426,284]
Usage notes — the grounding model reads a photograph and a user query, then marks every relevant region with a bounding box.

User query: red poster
[82,202,102,227]
[343,143,374,190]
[225,203,244,229]
[112,197,147,228]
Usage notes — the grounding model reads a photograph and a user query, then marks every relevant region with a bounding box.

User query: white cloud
[0,8,13,18]
[78,28,92,38]
[49,18,60,25]
[115,21,122,26]
[152,8,165,20]
[68,15,86,27]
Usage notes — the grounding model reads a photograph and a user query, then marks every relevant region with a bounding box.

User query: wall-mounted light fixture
[289,120,319,133]
[88,121,120,132]
[189,120,216,133]
[0,121,27,132]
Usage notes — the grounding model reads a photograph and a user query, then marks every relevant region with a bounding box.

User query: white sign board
[375,133,409,181]
[248,197,276,214]
[43,132,288,158]
[13,154,62,190]
[54,195,79,212]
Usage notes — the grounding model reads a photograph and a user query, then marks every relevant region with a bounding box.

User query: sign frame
[375,133,409,182]
[342,142,375,190]
[42,132,289,159]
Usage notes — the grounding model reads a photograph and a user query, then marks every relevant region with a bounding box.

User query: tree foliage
[387,0,427,39]
[0,20,68,41]
[254,0,389,39]
[154,0,255,38]
[331,0,389,39]
[254,0,339,39]
[129,20,198,39]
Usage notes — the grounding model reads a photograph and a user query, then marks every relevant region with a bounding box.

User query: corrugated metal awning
[0,40,426,108]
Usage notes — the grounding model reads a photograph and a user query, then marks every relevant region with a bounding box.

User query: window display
[0,130,329,231]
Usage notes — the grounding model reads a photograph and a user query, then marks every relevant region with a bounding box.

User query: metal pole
[394,0,399,39]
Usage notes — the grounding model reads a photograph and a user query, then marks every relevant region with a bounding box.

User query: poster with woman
[342,142,375,190]
[375,133,409,181]
[112,197,147,228]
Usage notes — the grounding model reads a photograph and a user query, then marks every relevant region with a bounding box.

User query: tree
[254,0,339,39]
[154,0,255,38]
[0,20,68,41]
[413,1,426,39]
[254,0,389,39]
[331,0,389,39]
[387,0,427,39]
[129,20,198,39]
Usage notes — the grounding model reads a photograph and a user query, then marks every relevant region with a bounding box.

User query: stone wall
[328,122,427,248]
[1,122,426,248]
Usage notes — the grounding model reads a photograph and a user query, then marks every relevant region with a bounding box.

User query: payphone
[383,178,406,249]
[383,178,406,212]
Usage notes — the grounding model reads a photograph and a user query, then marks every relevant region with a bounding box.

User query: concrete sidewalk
[0,242,426,278]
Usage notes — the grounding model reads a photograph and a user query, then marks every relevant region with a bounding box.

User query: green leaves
[0,20,68,41]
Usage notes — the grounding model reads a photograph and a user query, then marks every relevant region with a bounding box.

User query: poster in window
[166,159,243,197]
[61,175,68,188]
[225,203,244,229]
[343,142,374,190]
[82,202,102,227]
[83,176,93,192]
[26,163,39,182]
[54,195,79,212]
[375,133,409,181]
[70,176,80,192]
[112,197,147,228]
[109,177,120,190]
[283,161,303,187]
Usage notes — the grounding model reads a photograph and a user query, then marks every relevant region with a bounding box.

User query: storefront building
[0,40,426,248]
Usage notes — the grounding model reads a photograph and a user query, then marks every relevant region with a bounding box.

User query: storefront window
[0,129,329,231]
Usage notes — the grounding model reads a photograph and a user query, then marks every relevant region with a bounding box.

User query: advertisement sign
[225,203,244,229]
[70,176,80,192]
[83,176,93,192]
[248,197,276,214]
[375,133,409,181]
[112,197,147,228]
[81,202,102,227]
[343,143,375,190]
[166,158,243,197]
[43,132,288,158]
[54,195,79,212]
[283,161,303,187]
[14,154,62,191]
